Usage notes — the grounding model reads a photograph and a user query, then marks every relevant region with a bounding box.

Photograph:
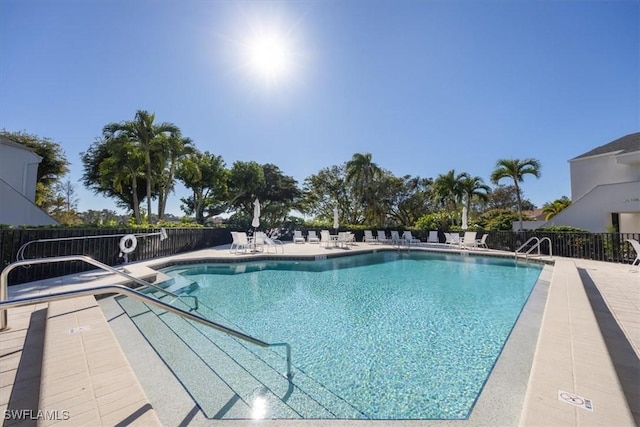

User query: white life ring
[119,234,138,254]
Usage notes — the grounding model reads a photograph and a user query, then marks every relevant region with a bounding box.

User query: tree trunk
[515,181,523,231]
[145,149,153,223]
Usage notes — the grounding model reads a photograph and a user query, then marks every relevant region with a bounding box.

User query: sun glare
[247,31,292,82]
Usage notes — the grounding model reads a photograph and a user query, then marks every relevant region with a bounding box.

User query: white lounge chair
[445,232,461,246]
[307,230,320,243]
[427,231,439,244]
[461,231,478,249]
[256,232,284,253]
[402,231,421,245]
[390,230,402,245]
[337,232,351,248]
[626,239,640,271]
[377,230,390,244]
[363,230,377,244]
[293,230,306,244]
[476,234,489,249]
[233,232,251,254]
[320,230,332,248]
[229,231,240,253]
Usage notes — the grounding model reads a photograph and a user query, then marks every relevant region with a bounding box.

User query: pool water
[163,252,542,419]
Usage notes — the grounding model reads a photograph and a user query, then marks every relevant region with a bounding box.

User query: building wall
[0,141,58,226]
[543,181,640,232]
[0,142,41,200]
[0,179,58,226]
[570,153,640,200]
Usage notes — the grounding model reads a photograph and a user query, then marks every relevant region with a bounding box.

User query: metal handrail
[0,255,198,329]
[0,284,293,379]
[515,237,540,256]
[515,237,553,260]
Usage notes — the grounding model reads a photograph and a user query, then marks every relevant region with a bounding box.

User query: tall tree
[258,164,301,226]
[155,133,194,220]
[49,180,80,224]
[459,175,490,222]
[0,130,69,208]
[345,153,382,223]
[227,161,265,216]
[490,158,541,230]
[105,110,179,221]
[432,169,468,222]
[381,175,433,226]
[176,150,228,224]
[81,136,147,221]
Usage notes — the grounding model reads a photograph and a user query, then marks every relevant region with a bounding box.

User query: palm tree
[432,169,469,222]
[490,158,541,230]
[156,133,194,220]
[460,175,490,223]
[100,135,146,224]
[542,197,571,221]
[345,153,382,223]
[108,110,179,222]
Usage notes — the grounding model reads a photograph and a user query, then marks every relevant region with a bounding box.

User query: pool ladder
[515,237,552,261]
[0,255,293,380]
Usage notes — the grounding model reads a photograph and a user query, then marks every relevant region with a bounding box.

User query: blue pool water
[163,252,542,419]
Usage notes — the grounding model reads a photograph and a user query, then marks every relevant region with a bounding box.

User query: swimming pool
[161,251,542,420]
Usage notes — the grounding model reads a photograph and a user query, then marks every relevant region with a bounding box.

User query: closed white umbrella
[252,198,260,228]
[461,207,468,230]
[333,206,339,230]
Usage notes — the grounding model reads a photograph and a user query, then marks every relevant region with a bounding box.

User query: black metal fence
[1,228,638,286]
[0,228,232,286]
[488,230,639,263]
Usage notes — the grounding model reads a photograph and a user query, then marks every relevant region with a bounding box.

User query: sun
[246,31,292,82]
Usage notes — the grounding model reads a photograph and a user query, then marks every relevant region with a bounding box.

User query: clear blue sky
[1,0,638,216]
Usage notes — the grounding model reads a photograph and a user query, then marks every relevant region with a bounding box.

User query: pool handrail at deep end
[0,282,293,380]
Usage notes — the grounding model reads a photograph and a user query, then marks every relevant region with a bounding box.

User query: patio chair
[626,239,640,271]
[363,230,377,244]
[337,232,351,248]
[445,233,461,246]
[320,230,333,248]
[476,233,489,249]
[377,230,390,244]
[461,231,478,249]
[234,232,251,254]
[229,231,240,253]
[427,231,439,244]
[307,230,320,243]
[402,231,421,245]
[256,232,284,253]
[293,230,306,244]
[390,230,402,245]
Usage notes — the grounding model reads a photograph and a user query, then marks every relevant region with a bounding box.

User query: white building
[542,132,640,233]
[0,137,58,226]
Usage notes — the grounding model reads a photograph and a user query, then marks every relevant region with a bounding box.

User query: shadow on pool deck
[578,268,640,425]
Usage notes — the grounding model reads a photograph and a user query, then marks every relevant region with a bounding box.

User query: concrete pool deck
[0,242,638,426]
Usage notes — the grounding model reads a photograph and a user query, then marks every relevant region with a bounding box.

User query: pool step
[116,296,361,419]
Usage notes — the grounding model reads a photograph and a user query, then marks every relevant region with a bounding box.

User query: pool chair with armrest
[427,231,439,244]
[476,233,489,249]
[307,230,320,243]
[320,230,333,248]
[402,231,421,245]
[363,230,378,244]
[390,230,402,245]
[256,232,284,253]
[461,231,478,249]
[377,230,390,244]
[230,231,249,254]
[626,239,640,271]
[293,230,306,244]
[233,232,251,254]
[445,233,461,246]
